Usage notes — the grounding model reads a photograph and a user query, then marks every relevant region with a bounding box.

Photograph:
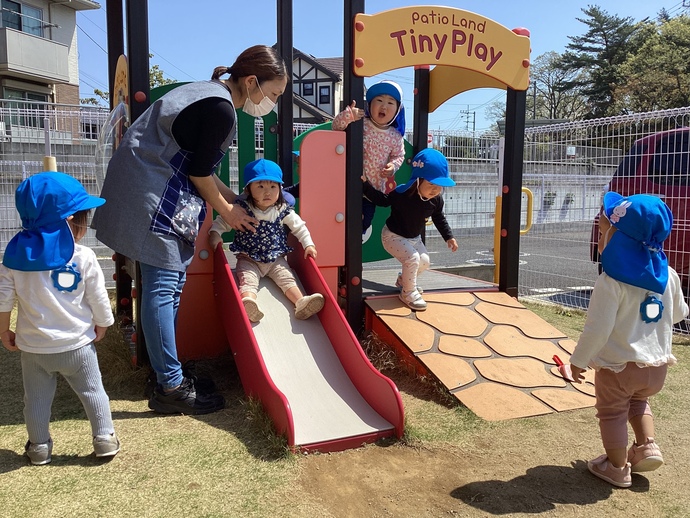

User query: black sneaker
[148,377,225,415]
[182,361,217,395]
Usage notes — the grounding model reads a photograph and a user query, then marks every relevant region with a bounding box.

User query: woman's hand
[223,204,258,232]
[446,238,458,252]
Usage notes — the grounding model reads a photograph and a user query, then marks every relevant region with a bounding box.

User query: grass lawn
[1,300,689,517]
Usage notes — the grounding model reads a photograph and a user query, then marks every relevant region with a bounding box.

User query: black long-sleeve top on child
[362,181,454,241]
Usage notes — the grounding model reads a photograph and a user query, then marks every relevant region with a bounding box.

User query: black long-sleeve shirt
[362,181,454,241]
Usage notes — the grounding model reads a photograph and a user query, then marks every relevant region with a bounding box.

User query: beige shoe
[627,437,663,473]
[242,297,264,322]
[295,293,325,320]
[587,454,631,488]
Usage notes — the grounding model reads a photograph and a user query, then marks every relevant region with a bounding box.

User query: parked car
[590,127,690,291]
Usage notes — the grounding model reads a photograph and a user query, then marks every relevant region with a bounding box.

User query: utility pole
[459,105,476,132]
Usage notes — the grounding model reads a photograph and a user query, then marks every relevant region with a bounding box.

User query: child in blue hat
[0,172,120,465]
[568,192,688,488]
[362,148,458,311]
[209,159,324,322]
[333,80,406,234]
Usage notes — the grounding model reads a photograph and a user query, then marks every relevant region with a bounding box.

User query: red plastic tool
[553,355,574,382]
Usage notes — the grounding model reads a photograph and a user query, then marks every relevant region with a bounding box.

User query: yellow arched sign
[353,6,531,109]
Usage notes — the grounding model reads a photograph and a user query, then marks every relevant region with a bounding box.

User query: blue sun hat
[365,80,405,137]
[243,158,284,186]
[2,172,105,272]
[395,148,455,194]
[601,192,672,293]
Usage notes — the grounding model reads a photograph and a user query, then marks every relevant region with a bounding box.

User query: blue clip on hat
[243,158,284,186]
[365,80,406,137]
[395,148,455,193]
[2,172,105,272]
[601,191,673,293]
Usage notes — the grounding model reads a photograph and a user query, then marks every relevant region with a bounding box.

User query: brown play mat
[365,291,595,421]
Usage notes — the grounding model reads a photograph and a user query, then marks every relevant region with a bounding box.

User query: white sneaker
[395,273,423,294]
[242,297,264,322]
[25,438,52,465]
[399,289,427,311]
[93,433,121,458]
[295,293,325,320]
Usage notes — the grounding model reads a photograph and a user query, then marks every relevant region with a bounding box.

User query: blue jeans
[139,262,186,390]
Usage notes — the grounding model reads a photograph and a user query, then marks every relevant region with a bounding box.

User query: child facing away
[0,172,121,465]
[568,192,689,488]
[362,148,458,311]
[332,80,406,234]
[208,159,325,323]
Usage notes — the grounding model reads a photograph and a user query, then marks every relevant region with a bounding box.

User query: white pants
[381,225,430,293]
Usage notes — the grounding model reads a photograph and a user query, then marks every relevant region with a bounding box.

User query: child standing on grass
[362,148,458,311]
[0,172,120,465]
[568,192,688,488]
[208,159,324,323]
[332,80,406,234]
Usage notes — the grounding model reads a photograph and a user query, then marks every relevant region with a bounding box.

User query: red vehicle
[591,128,690,291]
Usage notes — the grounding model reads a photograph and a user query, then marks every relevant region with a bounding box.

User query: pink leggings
[594,363,668,450]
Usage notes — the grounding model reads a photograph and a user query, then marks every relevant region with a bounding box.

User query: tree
[558,5,646,118]
[617,15,690,112]
[529,52,589,121]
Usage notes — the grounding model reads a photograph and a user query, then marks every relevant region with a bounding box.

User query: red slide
[213,245,404,453]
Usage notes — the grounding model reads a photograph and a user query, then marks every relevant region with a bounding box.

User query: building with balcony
[0,0,99,106]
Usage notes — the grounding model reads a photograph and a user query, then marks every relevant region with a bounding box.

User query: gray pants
[21,343,114,444]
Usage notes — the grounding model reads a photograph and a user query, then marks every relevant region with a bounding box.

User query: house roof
[293,93,334,122]
[314,57,344,78]
[292,48,342,81]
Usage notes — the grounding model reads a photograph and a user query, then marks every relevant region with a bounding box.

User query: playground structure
[100,1,594,449]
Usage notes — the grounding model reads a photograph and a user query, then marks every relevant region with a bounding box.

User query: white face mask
[243,80,275,118]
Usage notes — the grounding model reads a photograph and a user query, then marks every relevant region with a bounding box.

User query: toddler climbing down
[362,148,458,311]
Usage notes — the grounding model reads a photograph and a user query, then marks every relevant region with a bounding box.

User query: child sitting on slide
[209,159,324,323]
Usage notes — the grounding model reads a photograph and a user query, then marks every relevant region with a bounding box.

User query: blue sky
[77,0,684,131]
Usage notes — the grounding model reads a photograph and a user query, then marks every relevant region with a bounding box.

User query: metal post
[343,0,365,333]
[125,0,151,365]
[125,0,150,122]
[499,88,527,298]
[105,0,124,109]
[276,0,294,183]
[412,66,430,155]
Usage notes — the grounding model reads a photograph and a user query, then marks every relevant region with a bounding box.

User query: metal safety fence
[1,99,689,330]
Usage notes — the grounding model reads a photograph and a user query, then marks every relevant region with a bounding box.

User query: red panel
[298,130,346,268]
[176,203,227,360]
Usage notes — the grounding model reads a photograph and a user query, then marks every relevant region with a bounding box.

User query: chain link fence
[1,99,689,329]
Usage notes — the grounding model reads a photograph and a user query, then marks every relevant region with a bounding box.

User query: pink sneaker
[628,438,663,473]
[587,454,632,488]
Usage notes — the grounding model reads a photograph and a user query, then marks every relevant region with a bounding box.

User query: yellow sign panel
[353,6,530,91]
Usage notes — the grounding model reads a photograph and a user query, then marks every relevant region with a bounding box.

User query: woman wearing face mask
[92,44,288,415]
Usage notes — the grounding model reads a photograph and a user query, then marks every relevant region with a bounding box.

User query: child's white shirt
[0,244,115,354]
[570,268,688,372]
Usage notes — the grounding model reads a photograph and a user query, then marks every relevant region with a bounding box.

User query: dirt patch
[297,361,690,518]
